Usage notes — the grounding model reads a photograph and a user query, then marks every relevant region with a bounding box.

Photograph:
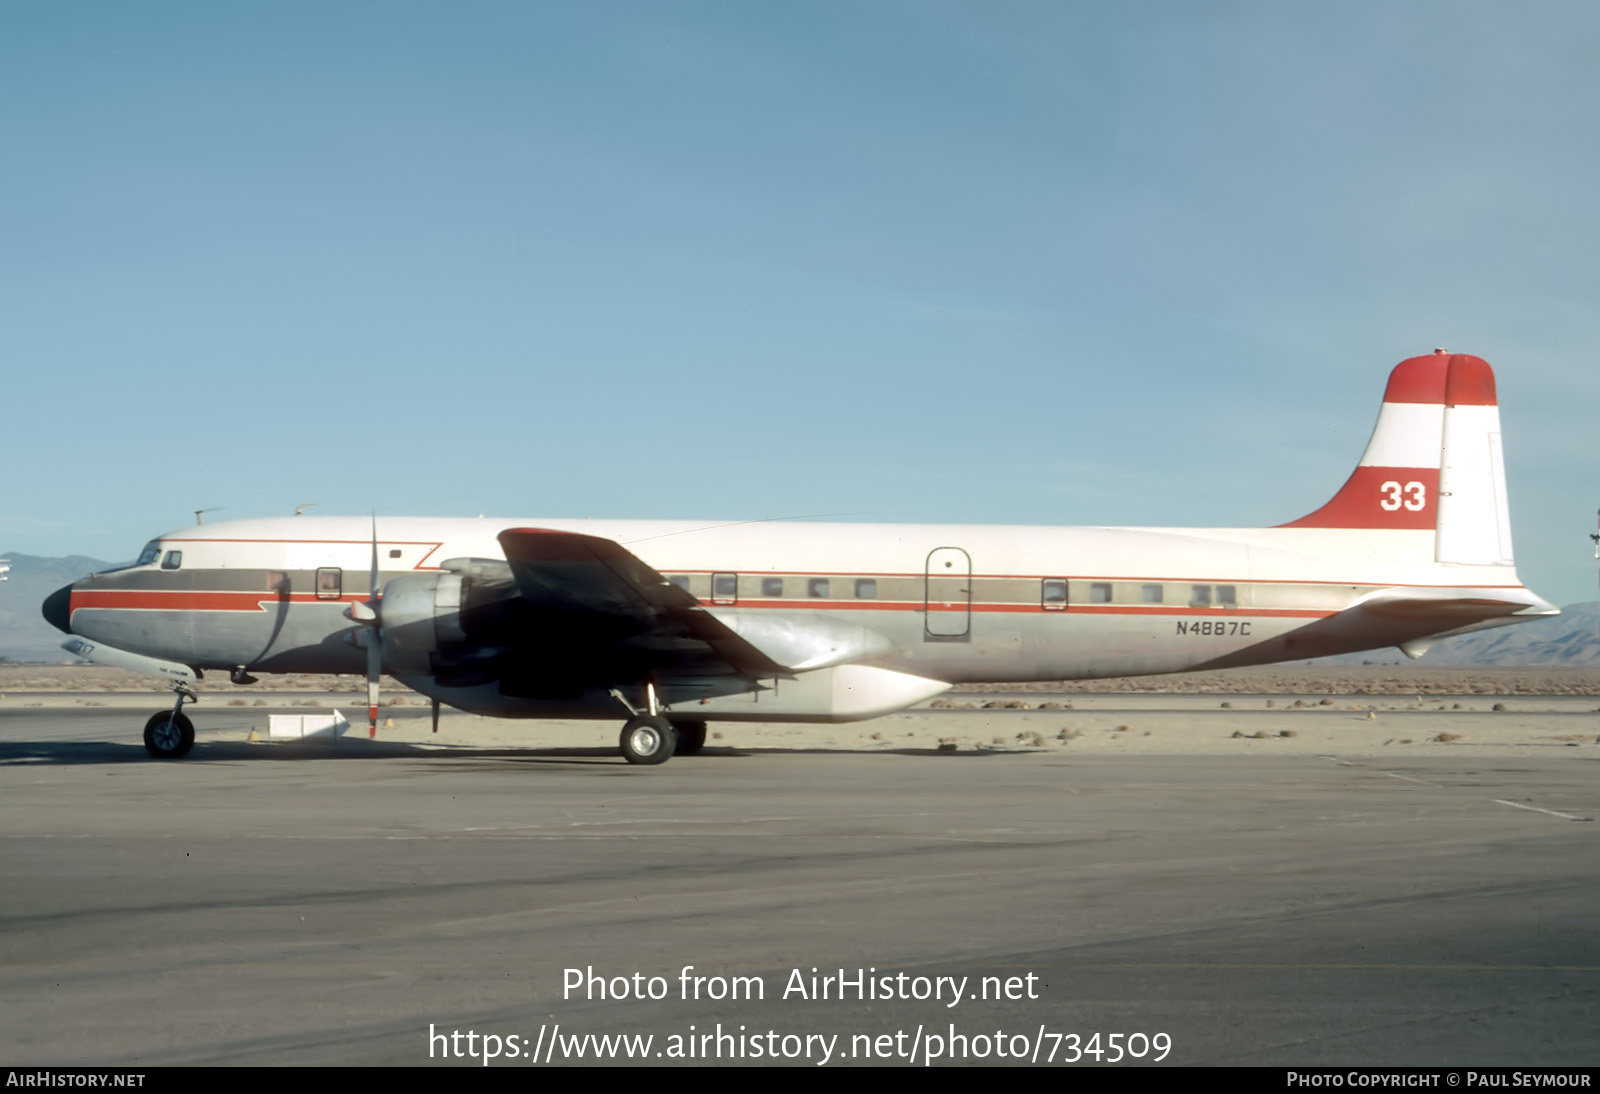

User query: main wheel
[144,710,195,759]
[673,719,708,756]
[619,715,677,765]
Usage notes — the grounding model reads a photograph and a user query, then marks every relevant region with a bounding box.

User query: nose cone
[42,583,74,634]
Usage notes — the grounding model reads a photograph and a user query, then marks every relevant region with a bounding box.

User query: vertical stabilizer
[1280,351,1448,533]
[1433,356,1512,565]
[1279,351,1515,567]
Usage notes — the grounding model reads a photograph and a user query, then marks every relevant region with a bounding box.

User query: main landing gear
[619,715,676,765]
[674,719,707,756]
[143,683,198,759]
[609,685,709,765]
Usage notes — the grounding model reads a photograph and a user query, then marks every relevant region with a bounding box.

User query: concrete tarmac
[2,703,1597,1067]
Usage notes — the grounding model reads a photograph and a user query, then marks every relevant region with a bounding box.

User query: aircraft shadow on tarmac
[0,738,1039,767]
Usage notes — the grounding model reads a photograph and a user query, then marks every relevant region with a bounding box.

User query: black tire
[673,719,708,756]
[619,715,677,765]
[144,710,195,759]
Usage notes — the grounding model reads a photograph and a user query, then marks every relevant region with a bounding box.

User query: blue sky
[4,1,1598,606]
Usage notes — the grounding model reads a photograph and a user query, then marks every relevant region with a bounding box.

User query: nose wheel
[143,682,198,758]
[143,710,195,758]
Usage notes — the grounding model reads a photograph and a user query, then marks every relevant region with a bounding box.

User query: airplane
[42,350,1557,764]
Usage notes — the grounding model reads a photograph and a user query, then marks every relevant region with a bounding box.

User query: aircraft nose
[42,583,74,634]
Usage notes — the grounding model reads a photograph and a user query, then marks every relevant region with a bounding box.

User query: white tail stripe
[1356,402,1445,469]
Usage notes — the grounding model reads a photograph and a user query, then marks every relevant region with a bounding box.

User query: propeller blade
[367,513,381,738]
[367,637,381,739]
[369,513,380,600]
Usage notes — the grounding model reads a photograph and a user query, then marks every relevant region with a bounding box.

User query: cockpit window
[316,567,343,600]
[136,542,161,566]
[160,551,183,570]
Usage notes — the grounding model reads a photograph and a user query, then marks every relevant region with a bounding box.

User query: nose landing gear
[143,684,198,758]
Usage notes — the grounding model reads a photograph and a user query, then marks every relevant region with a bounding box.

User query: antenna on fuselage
[295,503,316,516]
[194,508,222,525]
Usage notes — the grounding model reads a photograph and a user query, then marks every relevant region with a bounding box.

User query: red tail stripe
[1382,353,1496,406]
[1278,467,1439,529]
[1443,354,1497,406]
[1383,354,1449,404]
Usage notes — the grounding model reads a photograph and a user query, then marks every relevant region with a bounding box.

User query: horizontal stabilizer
[1357,586,1556,623]
[1197,586,1556,670]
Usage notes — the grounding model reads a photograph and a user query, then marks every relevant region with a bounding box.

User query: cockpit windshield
[98,541,163,574]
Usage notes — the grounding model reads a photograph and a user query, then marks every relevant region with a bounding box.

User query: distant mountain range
[2,552,1597,668]
[0,552,116,662]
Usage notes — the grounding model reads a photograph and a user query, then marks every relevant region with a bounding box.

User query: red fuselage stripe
[67,588,1334,620]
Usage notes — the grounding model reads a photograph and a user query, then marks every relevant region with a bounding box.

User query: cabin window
[1217,584,1238,608]
[160,551,183,570]
[1190,584,1212,607]
[854,578,877,599]
[667,575,691,592]
[267,571,288,592]
[1141,583,1164,604]
[136,542,161,566]
[1090,582,1112,604]
[1041,579,1067,610]
[808,577,830,598]
[712,573,737,604]
[762,577,784,597]
[316,567,343,600]
[388,549,402,559]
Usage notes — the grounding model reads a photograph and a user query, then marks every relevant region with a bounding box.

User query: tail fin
[1280,350,1514,566]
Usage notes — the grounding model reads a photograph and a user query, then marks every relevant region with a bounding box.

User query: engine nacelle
[377,559,517,676]
[377,574,463,675]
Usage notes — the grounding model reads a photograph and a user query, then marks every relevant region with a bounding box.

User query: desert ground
[3,665,1596,762]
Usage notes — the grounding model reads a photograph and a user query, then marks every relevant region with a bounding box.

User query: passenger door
[924,547,971,640]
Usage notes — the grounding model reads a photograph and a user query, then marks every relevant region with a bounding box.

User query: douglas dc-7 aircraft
[43,351,1556,764]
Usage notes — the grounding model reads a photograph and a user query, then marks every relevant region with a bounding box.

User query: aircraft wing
[496,528,886,680]
[497,527,700,619]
